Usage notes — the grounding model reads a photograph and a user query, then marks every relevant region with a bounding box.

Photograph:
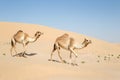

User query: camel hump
[63,33,69,37]
[58,33,69,39]
[18,30,23,32]
[70,37,75,45]
[59,33,69,39]
[15,30,23,35]
[14,30,24,39]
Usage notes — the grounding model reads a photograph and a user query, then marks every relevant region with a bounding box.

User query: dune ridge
[0,22,120,80]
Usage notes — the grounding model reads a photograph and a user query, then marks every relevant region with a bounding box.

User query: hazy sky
[0,0,120,43]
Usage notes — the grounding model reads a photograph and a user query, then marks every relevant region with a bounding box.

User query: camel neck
[29,36,38,43]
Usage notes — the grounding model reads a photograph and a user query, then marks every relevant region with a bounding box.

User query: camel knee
[75,54,78,58]
[69,47,77,57]
[10,47,13,56]
[50,52,54,60]
[74,53,78,58]
[57,50,63,60]
[69,52,72,59]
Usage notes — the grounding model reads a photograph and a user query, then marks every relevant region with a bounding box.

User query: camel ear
[84,38,88,41]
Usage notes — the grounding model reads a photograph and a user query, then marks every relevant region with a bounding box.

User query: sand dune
[0,22,120,80]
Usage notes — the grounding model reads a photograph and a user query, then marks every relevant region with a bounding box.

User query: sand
[0,22,120,80]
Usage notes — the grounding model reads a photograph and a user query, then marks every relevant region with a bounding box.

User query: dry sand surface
[0,22,120,80]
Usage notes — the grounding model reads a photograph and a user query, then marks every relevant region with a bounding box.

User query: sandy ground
[0,22,120,80]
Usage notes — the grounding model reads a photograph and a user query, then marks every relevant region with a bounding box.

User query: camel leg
[69,47,78,65]
[49,43,57,61]
[49,47,57,61]
[10,40,17,57]
[10,47,14,56]
[57,48,65,63]
[70,51,72,59]
[22,43,27,58]
[13,46,17,54]
[69,47,78,58]
[69,51,72,64]
[10,46,18,57]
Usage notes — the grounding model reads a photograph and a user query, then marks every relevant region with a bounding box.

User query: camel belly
[58,42,69,50]
[15,36,25,43]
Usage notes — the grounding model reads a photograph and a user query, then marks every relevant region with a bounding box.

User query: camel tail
[53,43,57,51]
[52,43,58,51]
[10,39,16,57]
[11,39,15,47]
[53,42,60,51]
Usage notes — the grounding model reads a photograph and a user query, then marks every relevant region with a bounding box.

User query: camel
[49,33,92,64]
[10,30,43,57]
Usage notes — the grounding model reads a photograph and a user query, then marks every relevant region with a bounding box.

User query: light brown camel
[10,30,43,57]
[49,33,91,64]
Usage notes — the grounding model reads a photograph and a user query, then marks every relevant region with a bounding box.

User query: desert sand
[0,22,120,80]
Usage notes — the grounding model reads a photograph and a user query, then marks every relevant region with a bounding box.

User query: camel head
[35,31,44,39]
[82,38,92,47]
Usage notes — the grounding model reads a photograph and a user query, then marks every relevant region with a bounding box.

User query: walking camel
[49,33,92,64]
[10,30,43,57]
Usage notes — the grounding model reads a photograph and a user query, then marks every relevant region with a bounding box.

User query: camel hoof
[62,60,67,63]
[48,59,52,61]
[71,63,78,66]
[22,55,27,58]
[71,63,74,66]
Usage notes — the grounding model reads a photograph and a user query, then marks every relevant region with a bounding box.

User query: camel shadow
[48,59,62,63]
[48,59,78,66]
[13,52,37,58]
